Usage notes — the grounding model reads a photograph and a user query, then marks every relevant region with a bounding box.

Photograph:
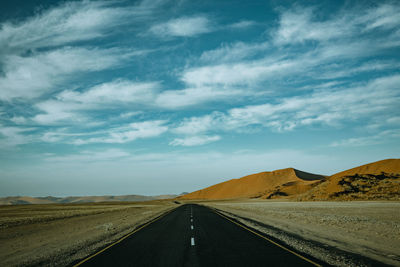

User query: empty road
[73,204,322,267]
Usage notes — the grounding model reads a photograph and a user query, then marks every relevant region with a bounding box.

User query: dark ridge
[293,169,326,181]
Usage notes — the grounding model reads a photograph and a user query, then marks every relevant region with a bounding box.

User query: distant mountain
[0,194,178,205]
[180,168,325,200]
[180,159,400,201]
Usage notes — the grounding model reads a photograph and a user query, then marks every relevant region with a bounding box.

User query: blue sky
[0,0,399,197]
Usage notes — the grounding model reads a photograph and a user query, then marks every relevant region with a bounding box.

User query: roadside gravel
[204,201,400,266]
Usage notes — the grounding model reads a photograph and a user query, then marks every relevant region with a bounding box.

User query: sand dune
[180,168,325,200]
[330,158,400,179]
[0,194,177,205]
[181,158,400,200]
[299,159,400,200]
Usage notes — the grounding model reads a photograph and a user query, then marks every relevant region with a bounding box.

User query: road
[73,204,322,267]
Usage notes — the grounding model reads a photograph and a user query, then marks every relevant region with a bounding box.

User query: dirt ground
[0,201,178,266]
[203,200,400,266]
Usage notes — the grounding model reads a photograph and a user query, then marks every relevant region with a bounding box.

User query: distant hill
[0,194,177,205]
[180,168,325,200]
[180,159,400,201]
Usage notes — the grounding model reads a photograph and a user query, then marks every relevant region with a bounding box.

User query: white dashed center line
[191,237,195,246]
[191,225,194,230]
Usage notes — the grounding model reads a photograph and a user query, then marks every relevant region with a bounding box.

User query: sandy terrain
[181,168,325,200]
[0,194,178,205]
[299,159,400,201]
[180,159,400,201]
[203,200,400,266]
[0,201,178,266]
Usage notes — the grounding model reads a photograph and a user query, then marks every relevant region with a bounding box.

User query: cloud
[274,7,351,45]
[71,120,168,145]
[120,111,143,119]
[0,1,156,102]
[58,80,159,105]
[150,16,212,37]
[155,86,243,109]
[319,60,400,79]
[0,1,147,54]
[274,3,400,45]
[173,114,221,135]
[181,57,297,87]
[0,126,35,147]
[361,3,400,30]
[199,41,269,63]
[331,129,400,147]
[174,75,400,134]
[169,135,220,146]
[10,116,27,124]
[42,130,80,143]
[46,149,131,162]
[229,20,256,29]
[177,2,399,93]
[0,47,133,101]
[32,80,159,125]
[33,99,88,125]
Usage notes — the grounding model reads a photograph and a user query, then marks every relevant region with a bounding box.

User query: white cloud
[274,7,351,45]
[155,86,243,109]
[120,111,143,119]
[46,149,131,162]
[229,20,256,29]
[319,60,400,79]
[72,120,168,145]
[0,1,140,54]
[174,75,400,134]
[274,3,400,45]
[199,41,269,63]
[32,80,159,125]
[361,4,400,30]
[150,16,212,37]
[331,129,400,147]
[10,116,27,124]
[0,1,155,102]
[40,128,104,143]
[33,100,87,125]
[0,47,132,101]
[182,57,296,87]
[58,80,159,104]
[169,135,220,146]
[173,114,221,135]
[0,126,35,147]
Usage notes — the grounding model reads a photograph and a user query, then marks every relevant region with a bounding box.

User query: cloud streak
[169,135,220,146]
[174,75,400,134]
[150,16,212,37]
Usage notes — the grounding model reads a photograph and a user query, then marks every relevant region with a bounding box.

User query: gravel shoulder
[203,200,400,266]
[0,201,178,266]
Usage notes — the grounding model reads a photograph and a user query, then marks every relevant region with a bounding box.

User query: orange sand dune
[330,159,400,179]
[325,158,400,198]
[181,168,325,200]
[299,159,400,200]
[181,158,400,200]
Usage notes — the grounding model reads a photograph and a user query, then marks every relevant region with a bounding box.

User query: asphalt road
[74,204,322,267]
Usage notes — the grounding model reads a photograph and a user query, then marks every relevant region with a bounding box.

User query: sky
[0,0,399,197]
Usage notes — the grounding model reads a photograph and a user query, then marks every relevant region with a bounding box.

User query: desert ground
[201,200,400,266]
[0,200,178,266]
[1,199,399,266]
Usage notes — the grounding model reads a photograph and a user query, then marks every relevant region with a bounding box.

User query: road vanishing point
[72,204,323,267]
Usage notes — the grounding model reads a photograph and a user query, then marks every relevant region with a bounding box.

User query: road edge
[205,205,390,267]
[69,205,180,267]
